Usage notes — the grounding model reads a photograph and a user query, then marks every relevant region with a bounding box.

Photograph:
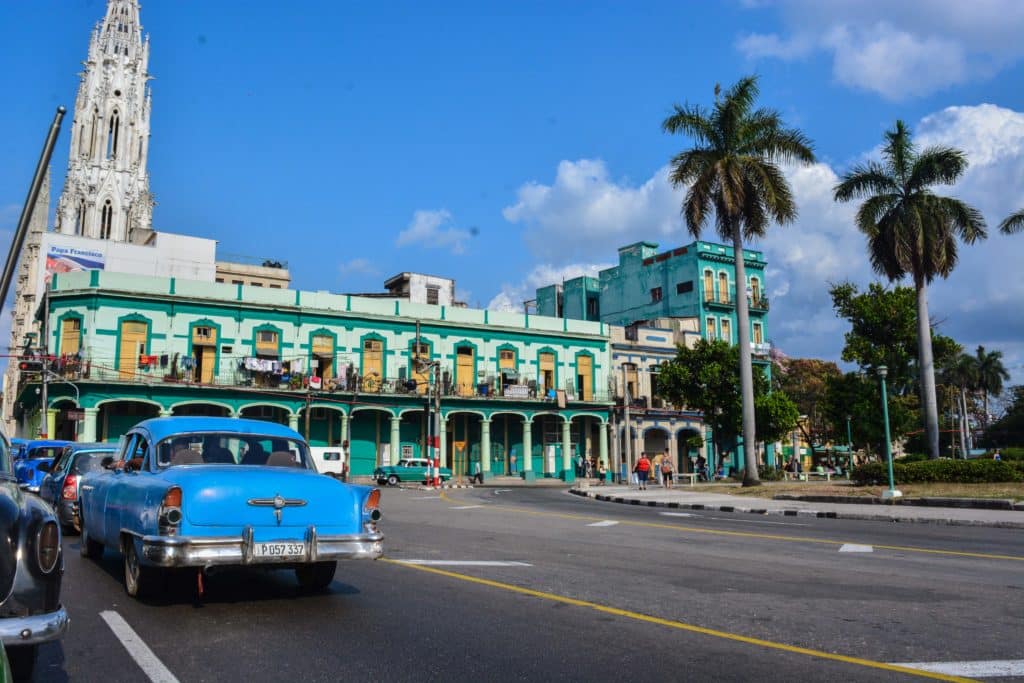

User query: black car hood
[0,479,20,601]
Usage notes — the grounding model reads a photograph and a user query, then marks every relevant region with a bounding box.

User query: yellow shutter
[456,347,474,397]
[577,355,593,401]
[119,321,147,380]
[60,318,81,355]
[363,339,382,377]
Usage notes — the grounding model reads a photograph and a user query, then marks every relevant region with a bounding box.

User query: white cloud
[337,257,378,277]
[503,159,684,261]
[395,209,471,254]
[487,262,612,312]
[495,104,1024,384]
[737,0,1024,99]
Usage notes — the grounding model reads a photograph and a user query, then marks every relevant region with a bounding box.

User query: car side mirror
[101,456,115,469]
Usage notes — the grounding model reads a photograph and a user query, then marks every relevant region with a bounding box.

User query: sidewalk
[569,484,1024,529]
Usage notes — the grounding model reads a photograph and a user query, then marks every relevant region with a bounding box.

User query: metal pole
[878,366,901,500]
[39,288,49,438]
[0,106,65,309]
[433,362,442,487]
[622,365,632,485]
[304,388,312,441]
[845,415,853,477]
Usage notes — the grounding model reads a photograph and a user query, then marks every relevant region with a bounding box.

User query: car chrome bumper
[0,606,70,646]
[139,526,384,568]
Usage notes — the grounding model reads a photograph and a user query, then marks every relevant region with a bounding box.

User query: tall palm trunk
[732,225,760,486]
[959,388,968,458]
[915,281,940,459]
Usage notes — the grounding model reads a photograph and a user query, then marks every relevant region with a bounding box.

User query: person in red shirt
[635,452,652,490]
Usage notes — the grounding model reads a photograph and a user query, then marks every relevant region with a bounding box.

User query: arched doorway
[238,404,290,426]
[172,402,231,417]
[348,408,393,476]
[97,400,160,442]
[675,427,703,473]
[298,405,346,446]
[52,399,79,441]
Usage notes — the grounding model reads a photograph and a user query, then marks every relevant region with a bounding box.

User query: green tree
[980,385,1024,447]
[975,345,1010,426]
[943,353,979,457]
[829,282,960,395]
[773,357,841,453]
[755,391,800,446]
[833,120,986,460]
[822,371,917,460]
[998,208,1024,234]
[663,76,815,486]
[656,339,769,467]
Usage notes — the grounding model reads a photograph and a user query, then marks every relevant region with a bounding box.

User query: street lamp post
[877,366,902,500]
[845,414,853,478]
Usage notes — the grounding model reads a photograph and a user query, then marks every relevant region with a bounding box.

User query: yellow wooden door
[60,318,81,355]
[198,345,216,383]
[119,321,147,380]
[312,335,334,378]
[718,272,729,303]
[576,355,592,401]
[703,271,714,301]
[362,339,382,378]
[539,352,555,393]
[456,347,474,396]
[411,342,429,394]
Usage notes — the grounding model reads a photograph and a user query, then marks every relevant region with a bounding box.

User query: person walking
[636,452,652,490]
[661,452,674,489]
[597,460,607,485]
[471,459,482,484]
[695,454,707,482]
[340,440,351,483]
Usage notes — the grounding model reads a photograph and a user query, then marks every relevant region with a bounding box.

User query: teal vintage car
[374,458,451,486]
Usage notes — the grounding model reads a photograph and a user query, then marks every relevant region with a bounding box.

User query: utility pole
[433,362,442,488]
[39,289,49,438]
[304,387,312,441]
[622,364,632,485]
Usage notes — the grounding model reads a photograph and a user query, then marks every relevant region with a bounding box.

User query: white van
[310,446,346,477]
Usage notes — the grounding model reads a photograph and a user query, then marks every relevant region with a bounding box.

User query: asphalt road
[32,486,1024,682]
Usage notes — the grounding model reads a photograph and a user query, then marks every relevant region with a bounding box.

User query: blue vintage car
[39,442,117,533]
[10,438,28,460]
[15,440,72,493]
[78,417,384,599]
[0,432,69,680]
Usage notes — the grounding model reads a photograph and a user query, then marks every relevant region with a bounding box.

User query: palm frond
[908,146,969,190]
[833,162,898,202]
[683,167,717,238]
[883,120,914,183]
[998,208,1024,234]
[744,158,796,226]
[934,196,987,244]
[662,104,715,145]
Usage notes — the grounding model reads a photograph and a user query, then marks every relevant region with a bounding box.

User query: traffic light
[17,359,43,373]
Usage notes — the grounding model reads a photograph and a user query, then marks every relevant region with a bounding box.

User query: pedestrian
[661,452,674,488]
[597,460,607,485]
[585,457,594,479]
[696,454,707,482]
[652,452,663,487]
[471,459,482,484]
[636,452,652,490]
[340,440,350,483]
[510,451,518,474]
[993,449,1002,461]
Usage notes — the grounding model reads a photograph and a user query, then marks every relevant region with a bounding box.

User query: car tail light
[62,474,79,500]
[364,488,382,523]
[159,486,183,535]
[37,521,60,574]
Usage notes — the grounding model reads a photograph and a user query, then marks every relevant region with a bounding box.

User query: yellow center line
[383,558,975,682]
[436,491,1024,562]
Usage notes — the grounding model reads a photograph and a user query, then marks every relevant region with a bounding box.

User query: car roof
[27,439,72,448]
[66,442,117,452]
[131,416,306,443]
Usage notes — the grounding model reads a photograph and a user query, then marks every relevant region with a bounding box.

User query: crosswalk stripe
[839,544,874,553]
[587,520,619,527]
[890,660,1024,677]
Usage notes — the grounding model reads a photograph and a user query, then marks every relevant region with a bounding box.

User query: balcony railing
[28,357,611,404]
[749,295,769,311]
[703,291,735,307]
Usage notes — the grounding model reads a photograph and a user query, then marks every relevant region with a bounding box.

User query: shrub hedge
[851,459,1024,485]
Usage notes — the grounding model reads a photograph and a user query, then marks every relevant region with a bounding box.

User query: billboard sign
[45,244,105,282]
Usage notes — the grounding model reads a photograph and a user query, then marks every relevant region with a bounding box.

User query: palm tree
[999,209,1024,234]
[975,345,1010,426]
[663,76,815,486]
[944,353,979,457]
[833,121,986,460]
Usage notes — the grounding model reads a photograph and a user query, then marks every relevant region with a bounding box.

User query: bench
[674,472,699,486]
[807,471,833,482]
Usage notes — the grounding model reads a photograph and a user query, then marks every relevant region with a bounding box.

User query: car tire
[8,644,37,682]
[387,474,399,486]
[80,520,103,559]
[123,537,157,599]
[295,561,337,591]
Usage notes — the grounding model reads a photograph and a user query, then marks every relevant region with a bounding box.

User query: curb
[399,483,475,491]
[568,489,1024,529]
[773,494,1024,511]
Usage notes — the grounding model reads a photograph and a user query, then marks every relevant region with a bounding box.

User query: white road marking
[660,512,694,517]
[587,520,619,527]
[839,544,874,553]
[493,489,514,495]
[889,660,1024,677]
[396,560,532,567]
[100,610,179,683]
[450,505,484,510]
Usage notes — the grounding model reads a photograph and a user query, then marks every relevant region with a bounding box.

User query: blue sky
[2,0,1024,387]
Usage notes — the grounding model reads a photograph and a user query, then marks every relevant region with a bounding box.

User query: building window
[586,295,600,320]
[718,272,729,303]
[194,326,212,340]
[106,110,120,159]
[651,287,663,303]
[215,278,224,283]
[251,282,263,287]
[60,318,81,355]
[362,338,384,378]
[100,200,113,239]
[256,329,279,358]
[753,322,763,345]
[706,317,716,341]
[676,281,693,294]
[623,363,638,400]
[750,277,761,303]
[720,318,731,344]
[703,270,714,302]
[231,280,243,285]
[74,198,86,235]
[426,286,440,305]
[269,284,281,289]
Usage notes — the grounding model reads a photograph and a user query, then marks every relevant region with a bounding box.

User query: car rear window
[73,452,114,474]
[27,447,63,460]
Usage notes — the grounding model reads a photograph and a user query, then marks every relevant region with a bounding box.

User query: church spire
[55,0,153,241]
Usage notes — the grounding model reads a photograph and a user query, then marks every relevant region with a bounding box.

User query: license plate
[253,542,306,559]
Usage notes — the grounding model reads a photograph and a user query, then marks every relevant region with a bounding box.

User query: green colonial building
[16,270,614,482]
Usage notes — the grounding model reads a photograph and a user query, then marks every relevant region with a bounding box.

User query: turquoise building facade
[17,270,614,482]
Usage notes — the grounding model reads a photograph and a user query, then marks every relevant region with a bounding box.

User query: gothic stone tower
[55,0,154,241]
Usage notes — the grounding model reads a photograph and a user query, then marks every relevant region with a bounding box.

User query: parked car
[39,442,117,533]
[78,417,384,599]
[15,440,71,493]
[9,439,28,461]
[0,432,70,680]
[309,446,346,478]
[374,458,452,486]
